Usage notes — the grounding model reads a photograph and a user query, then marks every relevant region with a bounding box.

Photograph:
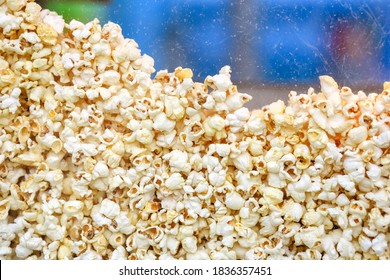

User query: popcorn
[152,112,176,132]
[58,245,72,260]
[261,186,284,205]
[182,236,197,254]
[0,88,21,113]
[372,234,387,256]
[36,23,58,45]
[40,9,65,34]
[225,191,245,210]
[233,152,253,172]
[99,199,120,219]
[6,0,26,11]
[347,126,368,146]
[0,0,388,260]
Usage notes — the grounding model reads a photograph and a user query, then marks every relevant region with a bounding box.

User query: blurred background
[37,0,390,107]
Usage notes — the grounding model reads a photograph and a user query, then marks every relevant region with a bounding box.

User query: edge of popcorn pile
[0,0,389,260]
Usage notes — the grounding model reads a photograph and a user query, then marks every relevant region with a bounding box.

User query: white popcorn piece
[371,234,387,256]
[152,112,176,132]
[99,199,120,219]
[261,187,284,205]
[0,88,21,113]
[347,126,368,146]
[63,201,83,216]
[233,152,253,172]
[225,191,245,210]
[92,161,109,179]
[0,8,23,33]
[283,201,304,222]
[165,150,191,173]
[165,173,185,191]
[41,9,65,34]
[15,229,45,259]
[181,236,197,254]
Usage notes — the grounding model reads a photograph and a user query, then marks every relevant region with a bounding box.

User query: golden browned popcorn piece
[175,67,193,81]
[36,23,58,45]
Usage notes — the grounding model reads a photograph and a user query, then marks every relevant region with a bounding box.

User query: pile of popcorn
[0,0,389,260]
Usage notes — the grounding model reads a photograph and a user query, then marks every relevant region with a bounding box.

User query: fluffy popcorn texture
[0,0,389,260]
